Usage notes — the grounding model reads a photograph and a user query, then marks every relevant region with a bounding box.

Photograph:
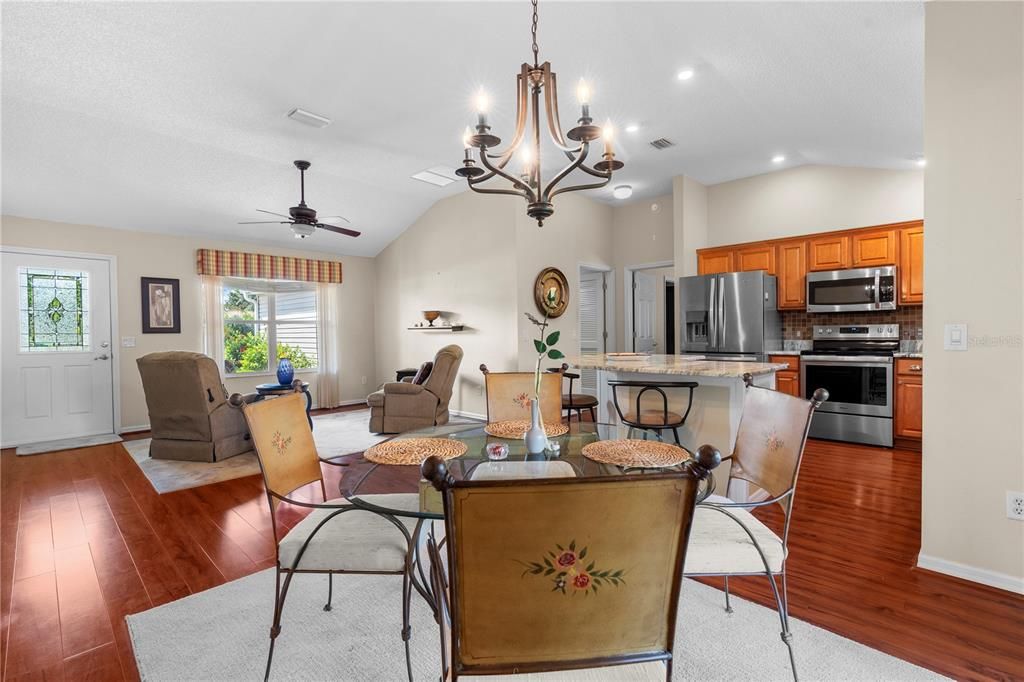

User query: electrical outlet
[1008,491,1024,521]
[361,376,367,385]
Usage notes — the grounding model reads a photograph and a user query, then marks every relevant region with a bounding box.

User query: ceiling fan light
[291,223,316,239]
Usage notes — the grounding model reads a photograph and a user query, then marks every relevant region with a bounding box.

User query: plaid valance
[196,249,343,283]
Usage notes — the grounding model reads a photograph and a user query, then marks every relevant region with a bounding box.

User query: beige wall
[674,176,709,279]
[0,215,377,430]
[611,194,673,347]
[374,192,520,418]
[707,165,924,247]
[920,1,1024,592]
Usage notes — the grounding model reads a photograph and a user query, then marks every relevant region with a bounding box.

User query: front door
[632,271,657,352]
[1,249,115,446]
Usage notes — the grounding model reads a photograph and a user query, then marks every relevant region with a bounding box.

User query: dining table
[328,420,719,618]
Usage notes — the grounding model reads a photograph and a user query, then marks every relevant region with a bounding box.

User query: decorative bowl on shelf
[422,310,441,327]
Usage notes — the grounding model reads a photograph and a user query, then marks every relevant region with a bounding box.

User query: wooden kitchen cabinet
[769,355,802,397]
[735,244,776,274]
[697,248,734,275]
[895,358,923,441]
[808,235,851,271]
[775,239,807,309]
[852,229,897,267]
[899,223,925,305]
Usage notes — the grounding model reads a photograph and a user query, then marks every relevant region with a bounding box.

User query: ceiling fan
[239,160,360,239]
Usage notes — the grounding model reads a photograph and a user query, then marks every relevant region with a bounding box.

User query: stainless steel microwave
[806,266,897,313]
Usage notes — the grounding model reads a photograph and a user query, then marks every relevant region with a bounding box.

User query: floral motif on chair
[512,392,531,410]
[763,428,785,453]
[271,431,293,456]
[519,540,626,595]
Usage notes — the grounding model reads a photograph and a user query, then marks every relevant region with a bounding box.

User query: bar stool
[546,366,599,423]
[608,380,698,445]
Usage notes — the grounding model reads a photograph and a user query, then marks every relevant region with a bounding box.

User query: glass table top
[333,421,715,520]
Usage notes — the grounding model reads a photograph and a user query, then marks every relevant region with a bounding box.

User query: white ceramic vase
[524,398,548,455]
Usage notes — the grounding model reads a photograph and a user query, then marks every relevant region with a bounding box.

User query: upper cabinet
[807,235,851,271]
[775,239,807,309]
[899,222,925,305]
[735,244,776,275]
[852,229,898,267]
[697,248,734,275]
[694,220,924,309]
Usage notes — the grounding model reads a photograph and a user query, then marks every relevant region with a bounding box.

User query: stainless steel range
[801,324,899,447]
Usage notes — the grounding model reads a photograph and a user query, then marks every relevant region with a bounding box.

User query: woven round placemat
[581,439,691,468]
[483,420,570,439]
[363,438,468,466]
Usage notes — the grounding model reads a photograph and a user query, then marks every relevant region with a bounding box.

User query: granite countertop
[569,354,788,378]
[894,352,924,359]
[767,350,802,356]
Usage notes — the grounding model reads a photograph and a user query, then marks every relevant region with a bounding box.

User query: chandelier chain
[531,0,539,67]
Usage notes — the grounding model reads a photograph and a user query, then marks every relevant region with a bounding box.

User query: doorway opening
[577,266,612,395]
[624,261,674,353]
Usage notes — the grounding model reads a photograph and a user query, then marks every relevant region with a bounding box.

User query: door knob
[94,353,110,360]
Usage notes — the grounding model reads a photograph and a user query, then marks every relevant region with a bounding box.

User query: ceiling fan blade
[319,215,351,224]
[256,209,293,219]
[316,223,361,238]
[238,221,292,225]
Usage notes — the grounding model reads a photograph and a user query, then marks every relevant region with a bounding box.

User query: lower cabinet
[895,358,923,441]
[769,355,801,397]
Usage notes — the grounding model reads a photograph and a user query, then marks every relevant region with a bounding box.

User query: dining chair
[419,446,722,681]
[232,388,421,681]
[546,364,599,423]
[479,364,562,424]
[682,374,828,681]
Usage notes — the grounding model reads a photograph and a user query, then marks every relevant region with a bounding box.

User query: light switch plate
[121,336,136,348]
[943,324,968,351]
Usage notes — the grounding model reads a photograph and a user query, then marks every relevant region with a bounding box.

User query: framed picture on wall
[141,277,181,333]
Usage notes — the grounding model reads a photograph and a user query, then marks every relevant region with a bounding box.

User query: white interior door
[632,271,657,352]
[578,270,606,394]
[1,250,115,446]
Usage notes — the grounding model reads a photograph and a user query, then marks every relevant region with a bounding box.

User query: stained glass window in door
[19,268,90,351]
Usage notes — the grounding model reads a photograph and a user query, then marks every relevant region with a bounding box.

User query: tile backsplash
[780,307,923,341]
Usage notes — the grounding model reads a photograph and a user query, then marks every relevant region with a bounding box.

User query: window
[222,282,318,375]
[19,267,90,352]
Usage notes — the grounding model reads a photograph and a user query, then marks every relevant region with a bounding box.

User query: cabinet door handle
[909,364,922,372]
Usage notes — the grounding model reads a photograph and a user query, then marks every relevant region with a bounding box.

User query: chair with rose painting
[420,446,721,681]
[478,365,562,438]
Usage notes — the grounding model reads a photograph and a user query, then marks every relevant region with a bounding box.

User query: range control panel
[812,325,900,341]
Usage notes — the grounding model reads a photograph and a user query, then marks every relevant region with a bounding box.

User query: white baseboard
[451,409,487,422]
[917,552,1024,595]
[120,424,150,434]
[334,398,366,407]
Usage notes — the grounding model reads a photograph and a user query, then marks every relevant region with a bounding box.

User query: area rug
[16,432,122,456]
[124,409,478,494]
[127,570,946,681]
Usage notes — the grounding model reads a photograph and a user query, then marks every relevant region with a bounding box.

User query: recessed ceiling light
[625,124,640,133]
[915,157,927,167]
[613,185,633,200]
[287,108,332,128]
[677,69,695,81]
[772,155,786,164]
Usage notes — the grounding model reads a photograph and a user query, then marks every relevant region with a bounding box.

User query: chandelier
[455,0,623,226]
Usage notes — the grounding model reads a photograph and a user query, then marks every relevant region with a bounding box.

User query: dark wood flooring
[2,420,1022,681]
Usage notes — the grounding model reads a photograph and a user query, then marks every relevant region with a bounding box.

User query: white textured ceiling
[1,2,923,257]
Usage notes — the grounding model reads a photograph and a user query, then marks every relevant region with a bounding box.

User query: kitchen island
[569,354,788,500]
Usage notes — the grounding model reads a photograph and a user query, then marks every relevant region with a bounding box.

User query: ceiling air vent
[649,138,675,150]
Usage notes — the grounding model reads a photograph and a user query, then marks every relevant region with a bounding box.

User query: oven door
[800,357,893,418]
[806,269,879,312]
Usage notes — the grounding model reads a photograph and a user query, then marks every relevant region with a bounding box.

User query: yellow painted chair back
[481,369,562,424]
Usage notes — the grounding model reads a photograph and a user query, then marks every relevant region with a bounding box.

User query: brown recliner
[367,345,464,434]
[136,351,255,462]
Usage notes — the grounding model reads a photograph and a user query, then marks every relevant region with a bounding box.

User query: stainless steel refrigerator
[679,271,781,361]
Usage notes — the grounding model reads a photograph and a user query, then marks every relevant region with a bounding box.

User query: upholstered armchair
[367,345,464,434]
[136,351,256,462]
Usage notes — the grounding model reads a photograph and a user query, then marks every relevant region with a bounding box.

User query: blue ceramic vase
[276,358,294,386]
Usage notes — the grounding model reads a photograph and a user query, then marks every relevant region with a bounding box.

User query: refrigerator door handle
[708,276,717,351]
[718,275,726,348]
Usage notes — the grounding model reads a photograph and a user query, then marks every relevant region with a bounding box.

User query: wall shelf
[407,325,465,332]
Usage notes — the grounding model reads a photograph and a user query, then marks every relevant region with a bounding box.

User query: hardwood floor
[2,429,1022,681]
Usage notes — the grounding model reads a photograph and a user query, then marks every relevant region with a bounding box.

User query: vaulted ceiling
[2,2,923,256]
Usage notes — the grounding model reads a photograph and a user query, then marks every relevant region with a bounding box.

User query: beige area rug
[127,569,947,681]
[124,409,478,494]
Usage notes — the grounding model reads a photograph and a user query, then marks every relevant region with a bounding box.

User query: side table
[255,381,313,429]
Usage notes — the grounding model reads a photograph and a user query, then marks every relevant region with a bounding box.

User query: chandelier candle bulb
[576,79,592,121]
[603,123,614,157]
